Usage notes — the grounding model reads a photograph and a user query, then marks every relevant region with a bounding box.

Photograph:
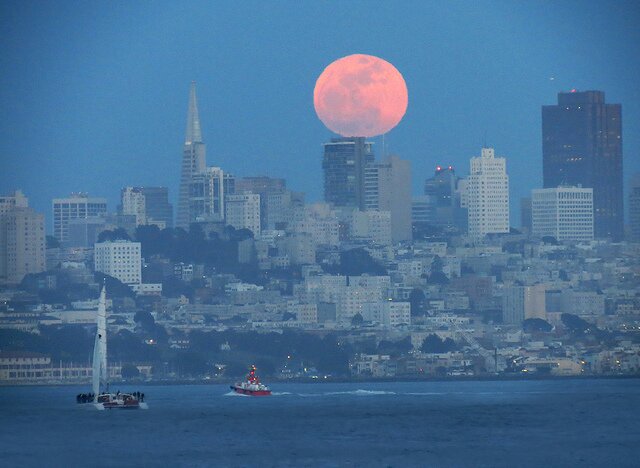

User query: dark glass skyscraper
[542,90,623,240]
[142,187,173,228]
[322,137,374,210]
[424,165,467,232]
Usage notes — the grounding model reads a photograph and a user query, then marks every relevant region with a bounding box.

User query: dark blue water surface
[1,379,639,467]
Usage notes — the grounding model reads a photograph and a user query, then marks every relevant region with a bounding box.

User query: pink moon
[313,54,408,138]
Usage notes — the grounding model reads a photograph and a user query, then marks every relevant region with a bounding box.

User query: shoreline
[3,373,640,388]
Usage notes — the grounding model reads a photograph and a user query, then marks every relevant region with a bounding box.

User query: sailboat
[91,286,147,410]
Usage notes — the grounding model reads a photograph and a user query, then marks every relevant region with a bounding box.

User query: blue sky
[1,0,639,230]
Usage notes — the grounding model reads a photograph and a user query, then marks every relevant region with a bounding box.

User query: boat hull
[94,401,148,410]
[230,385,271,396]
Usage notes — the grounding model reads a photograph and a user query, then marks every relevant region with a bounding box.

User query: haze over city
[1,1,639,223]
[2,1,640,466]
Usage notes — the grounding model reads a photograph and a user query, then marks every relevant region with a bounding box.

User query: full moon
[313,54,408,137]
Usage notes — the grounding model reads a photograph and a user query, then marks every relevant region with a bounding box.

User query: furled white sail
[92,286,108,400]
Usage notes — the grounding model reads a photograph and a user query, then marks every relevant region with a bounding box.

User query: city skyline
[1,2,639,225]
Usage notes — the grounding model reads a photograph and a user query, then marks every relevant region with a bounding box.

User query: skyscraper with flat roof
[531,186,593,242]
[467,148,510,239]
[0,193,45,284]
[141,187,173,228]
[177,82,207,229]
[542,90,623,240]
[323,137,374,210]
[364,155,412,242]
[52,193,107,243]
[189,167,225,223]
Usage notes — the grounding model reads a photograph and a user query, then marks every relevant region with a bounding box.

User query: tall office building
[52,193,107,243]
[177,82,207,229]
[225,193,261,236]
[141,187,173,228]
[629,173,640,243]
[0,190,29,215]
[0,195,46,284]
[542,90,623,240]
[189,167,225,223]
[531,186,594,242]
[520,197,532,232]
[236,177,286,196]
[411,196,433,226]
[364,155,412,242]
[424,165,467,231]
[120,187,146,225]
[236,176,286,227]
[467,148,510,239]
[323,137,374,210]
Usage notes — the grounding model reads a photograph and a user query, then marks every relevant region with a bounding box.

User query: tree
[134,311,155,330]
[428,256,449,284]
[377,336,413,356]
[420,334,457,353]
[351,313,364,327]
[333,248,387,276]
[523,318,553,333]
[46,235,60,249]
[121,363,141,380]
[561,313,592,334]
[94,273,135,298]
[98,228,131,242]
[409,288,426,316]
[175,351,209,377]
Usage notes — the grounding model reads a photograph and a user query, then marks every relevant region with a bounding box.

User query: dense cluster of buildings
[1,85,639,383]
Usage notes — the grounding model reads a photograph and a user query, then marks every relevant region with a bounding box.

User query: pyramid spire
[185,81,203,144]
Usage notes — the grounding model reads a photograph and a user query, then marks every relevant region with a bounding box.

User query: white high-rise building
[94,240,142,285]
[531,186,594,241]
[52,193,107,243]
[0,190,29,215]
[225,193,261,236]
[120,187,146,226]
[467,148,509,239]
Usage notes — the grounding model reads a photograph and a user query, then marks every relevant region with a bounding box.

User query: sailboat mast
[92,285,108,399]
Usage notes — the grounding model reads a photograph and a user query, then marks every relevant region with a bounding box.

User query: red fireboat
[230,365,272,396]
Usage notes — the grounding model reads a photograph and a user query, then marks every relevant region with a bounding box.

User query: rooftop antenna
[382,133,386,158]
[483,130,488,149]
